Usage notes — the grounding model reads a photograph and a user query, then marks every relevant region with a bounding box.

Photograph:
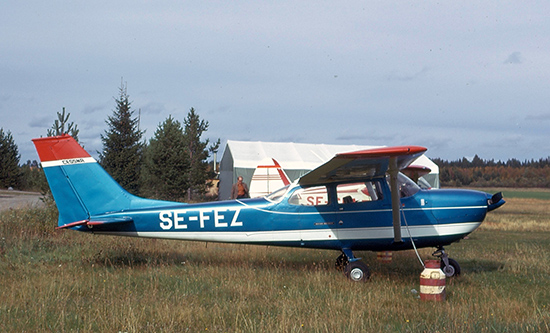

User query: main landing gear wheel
[441,258,461,278]
[336,249,371,282]
[344,261,371,282]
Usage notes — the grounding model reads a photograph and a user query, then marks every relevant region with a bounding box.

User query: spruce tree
[98,82,144,194]
[47,107,80,142]
[19,160,48,192]
[141,116,189,201]
[0,128,21,189]
[183,108,220,201]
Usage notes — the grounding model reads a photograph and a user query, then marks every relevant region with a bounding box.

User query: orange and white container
[376,251,393,263]
[420,260,446,301]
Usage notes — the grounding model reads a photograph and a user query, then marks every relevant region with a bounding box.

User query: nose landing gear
[433,246,461,278]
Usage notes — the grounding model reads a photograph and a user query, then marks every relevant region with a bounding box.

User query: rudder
[33,135,136,227]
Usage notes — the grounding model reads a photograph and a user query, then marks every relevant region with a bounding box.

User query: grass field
[1,192,549,332]
[474,187,550,200]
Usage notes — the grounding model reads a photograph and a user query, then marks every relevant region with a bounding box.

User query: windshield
[417,177,432,189]
[265,185,290,202]
[387,172,421,197]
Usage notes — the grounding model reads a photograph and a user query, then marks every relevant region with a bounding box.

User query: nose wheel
[433,246,461,277]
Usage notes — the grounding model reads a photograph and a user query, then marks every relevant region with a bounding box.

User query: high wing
[299,146,427,186]
[299,146,427,243]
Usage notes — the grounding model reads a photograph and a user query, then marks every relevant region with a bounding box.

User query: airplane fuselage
[78,182,491,252]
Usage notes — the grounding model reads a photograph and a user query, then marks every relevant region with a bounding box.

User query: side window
[337,181,384,204]
[288,186,329,206]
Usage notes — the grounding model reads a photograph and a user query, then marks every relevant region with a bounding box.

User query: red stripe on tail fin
[272,158,290,186]
[32,134,90,162]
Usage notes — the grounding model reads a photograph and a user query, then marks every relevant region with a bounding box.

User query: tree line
[3,83,550,193]
[0,82,219,202]
[432,155,550,188]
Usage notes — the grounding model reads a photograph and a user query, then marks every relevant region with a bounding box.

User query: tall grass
[1,197,549,331]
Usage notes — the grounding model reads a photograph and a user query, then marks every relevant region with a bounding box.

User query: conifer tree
[183,108,220,201]
[47,107,80,142]
[19,160,48,192]
[98,82,144,194]
[0,128,21,189]
[141,116,189,201]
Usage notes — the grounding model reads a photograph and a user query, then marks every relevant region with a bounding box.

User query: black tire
[344,261,371,282]
[441,258,461,277]
[335,253,349,271]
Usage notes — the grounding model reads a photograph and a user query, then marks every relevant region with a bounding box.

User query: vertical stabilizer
[33,135,138,227]
[249,158,291,197]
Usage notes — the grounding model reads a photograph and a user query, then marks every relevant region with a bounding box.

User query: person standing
[231,176,249,199]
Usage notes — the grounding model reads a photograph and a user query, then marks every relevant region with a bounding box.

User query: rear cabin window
[337,181,384,204]
[288,186,329,206]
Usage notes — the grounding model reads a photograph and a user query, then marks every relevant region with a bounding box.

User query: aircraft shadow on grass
[85,246,503,281]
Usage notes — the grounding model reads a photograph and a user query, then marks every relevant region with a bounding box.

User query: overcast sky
[2,1,549,163]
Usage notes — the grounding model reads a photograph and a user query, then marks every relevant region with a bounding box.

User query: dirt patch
[0,190,44,211]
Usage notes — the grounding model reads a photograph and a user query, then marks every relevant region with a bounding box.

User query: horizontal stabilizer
[55,220,88,230]
[56,216,133,230]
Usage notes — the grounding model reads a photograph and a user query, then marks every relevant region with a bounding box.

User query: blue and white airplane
[33,134,505,282]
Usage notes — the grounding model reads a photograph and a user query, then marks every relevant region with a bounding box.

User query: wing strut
[388,157,403,243]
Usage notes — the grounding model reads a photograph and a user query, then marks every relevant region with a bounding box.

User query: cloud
[0,94,11,102]
[335,134,369,141]
[335,131,398,145]
[207,105,232,115]
[28,116,51,128]
[140,102,167,115]
[387,67,430,82]
[504,52,523,64]
[83,103,109,114]
[525,113,550,121]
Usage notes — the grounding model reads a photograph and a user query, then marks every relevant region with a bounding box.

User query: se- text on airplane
[33,135,505,282]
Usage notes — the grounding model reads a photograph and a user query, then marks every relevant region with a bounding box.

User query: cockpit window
[387,173,421,197]
[288,186,329,206]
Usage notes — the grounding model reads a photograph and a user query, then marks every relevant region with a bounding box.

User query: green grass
[1,199,549,331]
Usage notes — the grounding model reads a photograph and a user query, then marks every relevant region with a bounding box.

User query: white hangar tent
[218,140,439,200]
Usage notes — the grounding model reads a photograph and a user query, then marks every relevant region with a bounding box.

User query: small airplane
[33,134,505,282]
